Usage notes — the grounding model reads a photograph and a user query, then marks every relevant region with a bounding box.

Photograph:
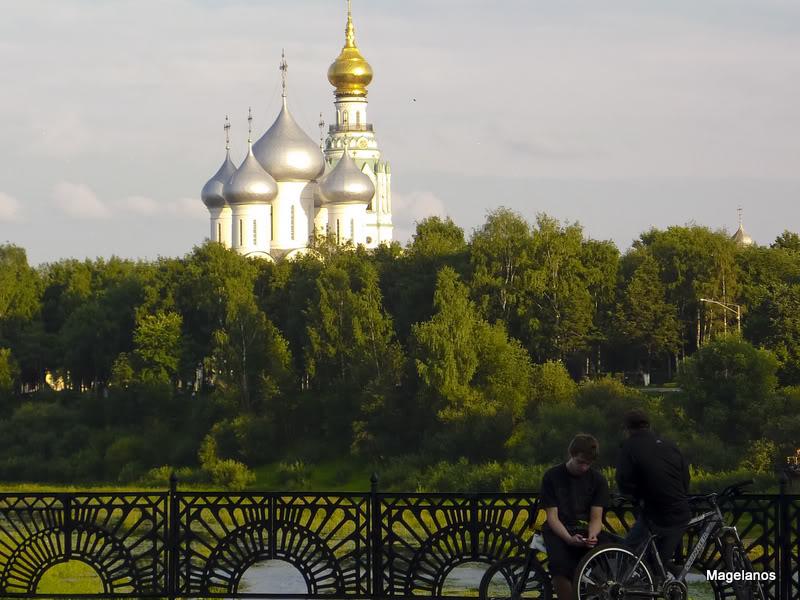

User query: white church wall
[230,204,271,256]
[209,206,232,248]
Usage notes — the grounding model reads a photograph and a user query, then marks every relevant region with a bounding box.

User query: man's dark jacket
[616,429,691,526]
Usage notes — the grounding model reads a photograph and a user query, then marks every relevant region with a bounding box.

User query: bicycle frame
[619,495,740,589]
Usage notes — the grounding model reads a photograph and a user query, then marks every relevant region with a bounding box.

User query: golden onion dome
[731,223,754,247]
[327,1,373,97]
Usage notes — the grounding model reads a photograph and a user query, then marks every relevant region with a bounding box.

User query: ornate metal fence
[0,476,797,599]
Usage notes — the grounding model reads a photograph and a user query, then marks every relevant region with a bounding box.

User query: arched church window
[291,205,295,240]
[342,111,349,126]
[336,219,341,244]
[337,110,341,125]
[356,111,360,125]
[350,218,355,240]
[217,223,222,242]
[239,220,243,247]
[253,220,257,245]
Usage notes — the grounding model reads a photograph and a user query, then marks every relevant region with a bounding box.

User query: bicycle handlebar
[720,478,754,498]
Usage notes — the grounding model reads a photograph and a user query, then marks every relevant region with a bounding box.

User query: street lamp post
[699,298,741,333]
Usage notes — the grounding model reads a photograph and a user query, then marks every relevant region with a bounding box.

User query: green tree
[528,360,577,412]
[636,226,740,354]
[411,267,532,460]
[470,207,533,337]
[177,242,259,386]
[377,217,468,344]
[0,348,18,396]
[615,251,680,376]
[0,244,40,333]
[523,214,593,361]
[581,239,620,373]
[677,335,778,446]
[213,282,293,412]
[744,283,800,386]
[133,312,184,383]
[772,230,800,251]
[409,216,468,259]
[304,257,395,388]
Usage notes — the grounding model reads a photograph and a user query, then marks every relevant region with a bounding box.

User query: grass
[250,458,375,492]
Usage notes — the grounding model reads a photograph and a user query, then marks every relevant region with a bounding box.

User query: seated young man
[540,434,610,599]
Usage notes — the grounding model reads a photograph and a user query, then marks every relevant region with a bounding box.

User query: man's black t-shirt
[540,463,609,533]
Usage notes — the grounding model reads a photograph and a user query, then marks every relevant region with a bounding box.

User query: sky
[0,0,799,265]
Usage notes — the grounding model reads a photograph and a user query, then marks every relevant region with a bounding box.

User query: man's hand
[584,534,598,547]
[567,534,590,547]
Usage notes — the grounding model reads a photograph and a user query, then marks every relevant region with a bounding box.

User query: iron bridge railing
[0,475,797,599]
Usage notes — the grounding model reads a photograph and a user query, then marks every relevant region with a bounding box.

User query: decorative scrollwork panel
[0,494,167,596]
[378,494,538,597]
[175,493,369,597]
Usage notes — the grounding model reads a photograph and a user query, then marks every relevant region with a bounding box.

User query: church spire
[345,0,356,48]
[280,48,288,99]
[224,115,231,151]
[327,0,373,98]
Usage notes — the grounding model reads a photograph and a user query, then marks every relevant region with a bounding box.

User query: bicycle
[478,497,629,600]
[478,525,553,600]
[573,479,765,600]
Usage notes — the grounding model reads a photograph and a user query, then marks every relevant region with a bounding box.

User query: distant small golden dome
[327,3,373,97]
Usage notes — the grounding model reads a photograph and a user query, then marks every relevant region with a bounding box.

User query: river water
[238,560,716,599]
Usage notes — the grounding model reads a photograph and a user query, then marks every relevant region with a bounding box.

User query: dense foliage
[1,211,798,489]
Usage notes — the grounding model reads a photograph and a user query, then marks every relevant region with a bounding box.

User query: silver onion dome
[223,145,278,205]
[253,98,326,182]
[319,150,375,205]
[201,150,237,208]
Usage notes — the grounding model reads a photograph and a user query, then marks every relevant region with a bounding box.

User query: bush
[139,465,176,487]
[197,432,255,490]
[688,467,776,494]
[210,459,255,490]
[277,460,310,489]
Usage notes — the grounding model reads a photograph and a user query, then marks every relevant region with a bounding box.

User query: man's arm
[587,506,603,543]
[545,507,585,547]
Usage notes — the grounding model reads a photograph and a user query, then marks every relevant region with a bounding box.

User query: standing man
[617,409,691,567]
[540,434,610,599]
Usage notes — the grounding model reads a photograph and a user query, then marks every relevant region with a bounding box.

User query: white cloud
[0,192,24,223]
[24,112,94,159]
[114,195,159,216]
[391,189,447,245]
[52,182,111,219]
[165,198,210,220]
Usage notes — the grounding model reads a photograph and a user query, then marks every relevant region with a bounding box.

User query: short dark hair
[623,409,650,431]
[569,433,599,461]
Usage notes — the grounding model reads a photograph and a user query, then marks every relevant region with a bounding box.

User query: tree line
[1,208,799,487]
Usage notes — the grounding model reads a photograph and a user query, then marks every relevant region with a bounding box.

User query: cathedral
[200,1,393,261]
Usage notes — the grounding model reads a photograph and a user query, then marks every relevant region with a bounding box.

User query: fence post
[370,473,382,600]
[168,471,178,600]
[63,493,73,561]
[779,473,790,600]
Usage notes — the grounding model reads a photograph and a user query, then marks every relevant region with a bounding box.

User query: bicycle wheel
[724,544,765,600]
[573,543,654,600]
[479,556,552,600]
